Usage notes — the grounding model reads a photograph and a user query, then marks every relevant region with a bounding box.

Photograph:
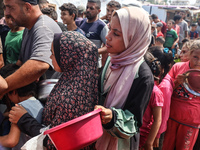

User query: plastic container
[44,109,103,150]
[38,79,58,102]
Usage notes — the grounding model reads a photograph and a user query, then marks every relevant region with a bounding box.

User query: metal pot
[183,69,200,97]
[38,79,58,102]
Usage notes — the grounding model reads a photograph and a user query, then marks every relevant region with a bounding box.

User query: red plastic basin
[44,109,103,150]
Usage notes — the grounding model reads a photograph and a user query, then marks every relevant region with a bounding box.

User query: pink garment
[96,6,151,150]
[156,74,174,137]
[163,118,199,150]
[139,84,164,147]
[169,61,200,127]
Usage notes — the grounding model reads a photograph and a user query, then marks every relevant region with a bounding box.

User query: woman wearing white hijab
[95,6,154,149]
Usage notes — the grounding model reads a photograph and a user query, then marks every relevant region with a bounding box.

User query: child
[3,13,24,65]
[100,0,121,24]
[180,40,192,62]
[59,3,85,35]
[155,36,165,48]
[189,23,199,40]
[164,19,179,50]
[173,14,181,36]
[163,40,200,150]
[156,22,164,37]
[139,52,164,149]
[0,64,43,149]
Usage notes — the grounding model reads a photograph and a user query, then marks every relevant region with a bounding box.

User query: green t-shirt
[164,29,178,48]
[5,30,24,64]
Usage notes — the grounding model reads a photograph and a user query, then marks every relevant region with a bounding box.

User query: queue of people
[0,0,200,150]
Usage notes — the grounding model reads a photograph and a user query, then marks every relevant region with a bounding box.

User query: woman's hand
[9,104,27,124]
[94,105,112,124]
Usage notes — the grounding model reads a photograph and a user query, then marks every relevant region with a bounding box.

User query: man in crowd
[196,18,200,35]
[79,0,108,69]
[0,0,61,97]
[178,11,188,49]
[75,5,85,27]
[151,14,167,36]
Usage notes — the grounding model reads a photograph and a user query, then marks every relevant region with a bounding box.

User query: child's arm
[171,37,179,49]
[143,106,162,150]
[0,123,21,147]
[174,74,186,90]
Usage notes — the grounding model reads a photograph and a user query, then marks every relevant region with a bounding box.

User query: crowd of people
[0,0,200,150]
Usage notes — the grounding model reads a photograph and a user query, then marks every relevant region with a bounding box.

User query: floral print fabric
[42,31,98,149]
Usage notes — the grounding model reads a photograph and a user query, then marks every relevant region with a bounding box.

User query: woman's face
[50,43,62,72]
[106,15,125,55]
[189,49,200,69]
[180,46,190,62]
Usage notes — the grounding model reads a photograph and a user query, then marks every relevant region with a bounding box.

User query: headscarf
[42,31,99,149]
[96,6,151,150]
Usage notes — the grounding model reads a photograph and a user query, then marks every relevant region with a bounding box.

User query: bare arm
[185,30,188,38]
[0,76,8,94]
[98,46,107,54]
[0,54,4,69]
[171,37,179,49]
[0,123,21,147]
[0,59,49,96]
[143,106,162,150]
[100,15,107,21]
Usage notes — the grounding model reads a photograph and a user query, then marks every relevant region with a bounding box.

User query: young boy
[164,19,179,50]
[155,36,165,48]
[0,64,43,149]
[59,3,85,35]
[156,22,164,37]
[173,14,181,36]
[189,23,199,39]
[100,1,121,24]
[3,11,24,65]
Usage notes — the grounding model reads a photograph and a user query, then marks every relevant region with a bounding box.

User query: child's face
[50,43,62,72]
[191,26,197,31]
[151,27,155,33]
[4,15,15,29]
[180,46,190,62]
[167,21,173,29]
[7,91,19,104]
[106,6,117,22]
[60,10,73,25]
[189,49,200,69]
